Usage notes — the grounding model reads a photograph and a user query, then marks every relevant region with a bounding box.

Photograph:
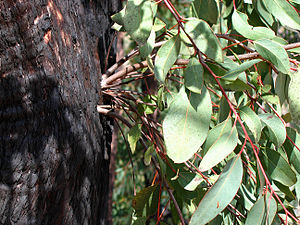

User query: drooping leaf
[132,185,158,217]
[163,87,212,163]
[259,113,286,147]
[199,117,238,172]
[221,59,262,81]
[185,18,223,62]
[253,0,276,28]
[154,34,181,82]
[288,68,300,124]
[254,39,290,74]
[140,29,156,59]
[124,0,153,45]
[283,127,300,174]
[219,95,231,123]
[144,145,155,166]
[239,106,262,143]
[232,10,276,40]
[262,148,297,187]
[189,156,243,225]
[261,0,300,30]
[245,193,277,225]
[275,73,290,105]
[128,124,142,154]
[192,0,219,25]
[184,57,204,94]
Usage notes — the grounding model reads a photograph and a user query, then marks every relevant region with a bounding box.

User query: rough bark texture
[0,0,120,224]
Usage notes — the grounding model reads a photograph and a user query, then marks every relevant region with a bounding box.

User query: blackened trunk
[0,0,120,224]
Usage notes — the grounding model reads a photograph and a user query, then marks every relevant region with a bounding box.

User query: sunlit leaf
[259,113,286,147]
[199,117,238,172]
[184,57,204,94]
[239,106,262,143]
[232,10,276,40]
[283,127,300,174]
[222,59,262,81]
[245,193,277,225]
[261,0,300,30]
[140,29,156,59]
[154,34,181,82]
[185,18,223,62]
[124,0,153,45]
[254,39,290,74]
[163,87,212,163]
[262,148,297,187]
[190,156,243,225]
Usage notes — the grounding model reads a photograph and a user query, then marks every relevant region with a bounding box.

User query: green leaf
[262,148,297,187]
[275,73,290,105]
[288,68,300,123]
[222,59,262,81]
[232,10,276,40]
[123,0,153,45]
[144,145,154,166]
[199,117,238,172]
[153,18,166,32]
[133,217,147,225]
[154,34,181,82]
[259,113,286,147]
[261,0,300,30]
[239,106,262,143]
[111,6,126,25]
[132,185,158,217]
[184,57,204,94]
[261,94,280,105]
[253,0,276,28]
[245,194,277,225]
[163,87,212,163]
[185,18,223,63]
[283,127,300,174]
[192,0,219,25]
[189,156,243,225]
[128,124,142,154]
[254,39,290,74]
[140,29,155,59]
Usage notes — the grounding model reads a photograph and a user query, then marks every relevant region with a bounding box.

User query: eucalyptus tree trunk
[0,0,120,224]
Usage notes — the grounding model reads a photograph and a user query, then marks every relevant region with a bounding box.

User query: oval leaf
[184,57,204,94]
[259,113,286,147]
[239,106,262,143]
[199,117,238,172]
[154,34,181,82]
[124,0,153,45]
[163,87,212,163]
[254,39,290,74]
[192,0,218,25]
[232,10,276,40]
[190,156,243,225]
[185,18,223,62]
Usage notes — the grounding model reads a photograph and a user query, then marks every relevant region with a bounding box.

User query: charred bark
[0,0,120,224]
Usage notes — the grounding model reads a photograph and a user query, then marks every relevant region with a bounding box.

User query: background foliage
[100,0,300,224]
